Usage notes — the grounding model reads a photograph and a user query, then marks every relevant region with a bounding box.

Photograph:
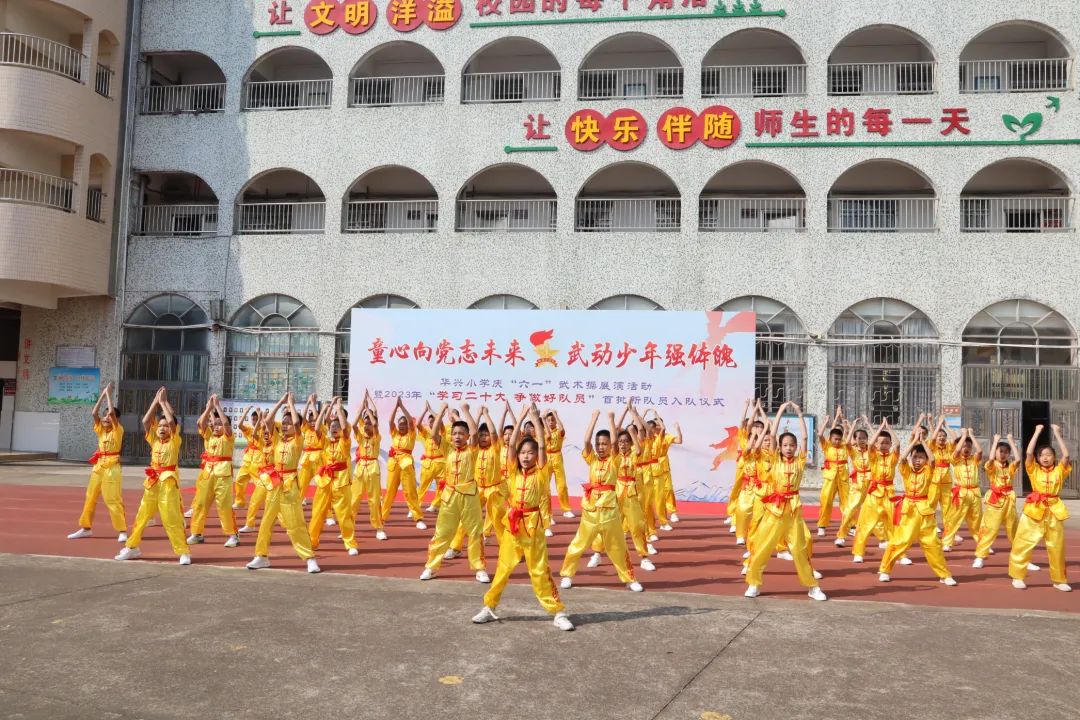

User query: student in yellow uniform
[645,413,673,532]
[837,417,871,545]
[308,398,359,555]
[614,420,656,570]
[928,415,957,530]
[245,392,320,573]
[1009,424,1072,592]
[232,407,261,509]
[115,387,190,564]
[351,390,386,540]
[297,395,325,508]
[381,397,425,529]
[472,406,574,631]
[738,429,775,561]
[973,434,1039,572]
[446,407,506,559]
[877,435,957,586]
[942,428,984,551]
[237,421,274,534]
[68,382,128,542]
[187,394,239,548]
[816,408,850,538]
[543,409,573,522]
[420,404,489,582]
[415,401,448,513]
[652,414,683,524]
[637,416,660,542]
[744,402,826,601]
[559,410,643,592]
[851,419,900,563]
[725,399,758,530]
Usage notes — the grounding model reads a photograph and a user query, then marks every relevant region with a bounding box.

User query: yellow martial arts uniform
[655,433,678,516]
[930,440,955,521]
[942,454,982,547]
[309,433,357,551]
[125,430,187,555]
[416,423,448,507]
[879,462,950,578]
[350,428,383,531]
[78,419,127,532]
[739,449,774,548]
[852,448,899,557]
[637,438,659,536]
[745,452,818,589]
[561,450,635,583]
[451,440,505,551]
[725,427,751,521]
[817,439,850,531]
[254,430,315,560]
[650,434,671,526]
[190,427,237,537]
[382,427,422,522]
[483,462,565,614]
[838,444,885,541]
[243,435,272,528]
[297,423,324,503]
[1009,459,1071,585]
[424,444,486,572]
[614,446,649,559]
[233,425,259,508]
[544,426,571,518]
[974,459,1019,559]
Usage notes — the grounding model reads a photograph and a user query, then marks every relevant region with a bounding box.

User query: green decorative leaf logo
[1002,112,1043,141]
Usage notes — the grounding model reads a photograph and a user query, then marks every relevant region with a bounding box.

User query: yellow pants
[245,484,267,528]
[659,468,677,514]
[451,484,507,551]
[817,472,850,530]
[382,455,421,522]
[191,471,237,536]
[942,488,982,546]
[652,472,670,526]
[932,480,951,524]
[745,504,817,588]
[125,479,188,555]
[309,481,358,551]
[350,460,384,531]
[853,493,893,556]
[1009,512,1068,585]
[233,459,256,508]
[78,464,127,532]
[726,469,745,520]
[639,468,657,536]
[560,509,635,583]
[735,484,758,541]
[548,452,570,514]
[424,491,485,571]
[483,523,564,614]
[254,483,315,560]
[417,458,446,508]
[838,479,886,540]
[974,491,1017,559]
[298,453,320,501]
[879,509,950,577]
[593,483,649,559]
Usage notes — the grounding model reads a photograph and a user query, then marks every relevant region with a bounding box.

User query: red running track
[1,484,1076,613]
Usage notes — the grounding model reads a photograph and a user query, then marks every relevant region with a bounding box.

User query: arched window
[828,298,939,425]
[226,294,318,400]
[963,300,1075,367]
[589,295,664,311]
[334,295,420,396]
[718,296,806,412]
[469,294,539,309]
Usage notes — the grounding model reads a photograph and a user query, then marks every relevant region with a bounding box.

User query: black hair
[995,441,1010,453]
[109,407,121,419]
[617,430,631,444]
[595,429,611,441]
[478,422,489,433]
[911,444,929,458]
[829,427,843,438]
[503,424,515,433]
[854,428,868,439]
[751,419,765,427]
[515,437,540,471]
[1036,445,1057,460]
[451,420,468,432]
[778,431,796,447]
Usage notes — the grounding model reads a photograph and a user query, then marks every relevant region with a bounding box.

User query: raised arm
[1006,433,1020,464]
[1025,424,1043,462]
[795,404,807,452]
[284,392,299,429]
[952,427,968,459]
[335,398,349,440]
[739,397,752,430]
[769,400,789,437]
[671,421,683,445]
[908,413,926,444]
[91,384,108,422]
[968,427,984,461]
[530,404,546,468]
[400,399,416,432]
[461,403,478,446]
[608,411,617,442]
[583,409,600,455]
[616,401,631,431]
[158,388,176,429]
[314,400,332,433]
[868,419,887,449]
[262,392,288,433]
[843,417,857,446]
[211,395,233,437]
[388,397,401,434]
[142,387,163,433]
[819,413,832,443]
[431,402,448,440]
[196,395,214,432]
[628,423,643,452]
[1051,424,1069,463]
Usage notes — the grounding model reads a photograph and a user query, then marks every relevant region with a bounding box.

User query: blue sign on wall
[47,368,100,405]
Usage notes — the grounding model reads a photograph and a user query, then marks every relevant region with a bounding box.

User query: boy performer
[297,395,325,507]
[416,401,448,513]
[232,408,261,509]
[381,398,426,530]
[973,434,1038,571]
[68,382,127,541]
[309,398,359,555]
[725,399,757,529]
[816,408,850,537]
[653,414,682,524]
[187,394,239,548]
[237,422,274,534]
[851,420,901,563]
[928,416,957,530]
[447,407,506,558]
[543,409,574,523]
[351,391,386,540]
[942,428,983,551]
[1009,424,1072,592]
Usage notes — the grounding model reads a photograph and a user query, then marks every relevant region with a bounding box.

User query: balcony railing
[699,198,806,232]
[575,198,682,232]
[242,79,332,110]
[827,197,937,232]
[827,61,937,95]
[0,168,74,212]
[960,58,1072,93]
[95,63,113,97]
[350,75,445,107]
[344,200,438,233]
[141,83,226,114]
[701,64,808,97]
[0,32,84,82]
[86,187,104,222]
[234,201,326,234]
[134,204,220,236]
[964,365,1080,403]
[455,199,557,232]
[578,67,684,100]
[461,70,561,103]
[961,196,1074,232]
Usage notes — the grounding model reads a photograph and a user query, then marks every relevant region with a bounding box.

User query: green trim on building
[504,145,559,153]
[252,30,303,37]
[746,138,1080,148]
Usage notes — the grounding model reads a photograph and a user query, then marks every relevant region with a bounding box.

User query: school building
[2,0,1079,494]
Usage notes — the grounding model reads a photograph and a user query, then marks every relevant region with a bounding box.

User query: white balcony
[828,61,937,95]
[344,200,438,233]
[134,204,219,236]
[141,83,226,114]
[961,196,1074,232]
[95,63,113,98]
[461,70,560,103]
[455,199,556,232]
[701,64,807,98]
[578,67,684,100]
[242,79,332,111]
[575,198,681,232]
[86,187,104,222]
[0,168,74,212]
[0,32,83,82]
[828,197,937,232]
[959,58,1072,93]
[699,198,806,232]
[234,202,325,234]
[350,75,444,107]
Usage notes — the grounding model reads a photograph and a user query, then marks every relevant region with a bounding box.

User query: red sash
[507,504,540,535]
[88,450,119,465]
[318,461,348,478]
[259,465,297,489]
[582,483,616,501]
[890,494,928,525]
[951,484,980,507]
[988,485,1014,505]
[143,464,177,487]
[199,453,232,469]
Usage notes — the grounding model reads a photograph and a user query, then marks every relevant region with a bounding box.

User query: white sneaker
[148,518,158,527]
[306,559,321,573]
[646,543,658,555]
[67,528,92,539]
[736,537,746,546]
[560,576,572,589]
[426,505,437,513]
[877,541,889,550]
[936,526,942,533]
[670,513,680,523]
[899,557,913,566]
[649,534,660,542]
[114,547,140,561]
[231,502,241,509]
[660,524,673,532]
[848,528,856,536]
[742,550,750,559]
[224,535,239,548]
[415,521,427,530]
[375,530,387,541]
[724,517,733,526]
[184,508,194,518]
[472,606,499,624]
[942,545,952,552]
[940,577,958,586]
[640,558,656,572]
[238,525,256,534]
[817,528,826,537]
[813,569,823,580]
[178,554,191,566]
[325,517,336,527]
[834,538,846,547]
[117,532,128,543]
[1012,579,1027,589]
[444,548,460,560]
[587,553,602,568]
[740,565,747,575]
[475,570,491,584]
[553,612,574,631]
[186,534,203,545]
[989,548,996,555]
[348,548,359,556]
[246,556,270,570]
[419,568,435,581]
[628,581,644,592]
[301,498,308,507]
[544,529,554,538]
[955,535,964,544]
[728,525,736,534]
[879,572,891,582]
[853,555,864,563]
[972,557,984,569]
[563,511,575,519]
[744,585,760,598]
[1027,562,1040,571]
[1053,583,1072,592]
[776,551,794,561]
[807,587,827,601]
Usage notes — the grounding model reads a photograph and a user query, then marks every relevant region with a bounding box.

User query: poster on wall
[47,368,100,405]
[55,345,96,368]
[348,310,756,504]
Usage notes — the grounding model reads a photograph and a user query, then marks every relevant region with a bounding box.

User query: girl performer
[1009,424,1072,592]
[68,382,127,541]
[187,394,239,548]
